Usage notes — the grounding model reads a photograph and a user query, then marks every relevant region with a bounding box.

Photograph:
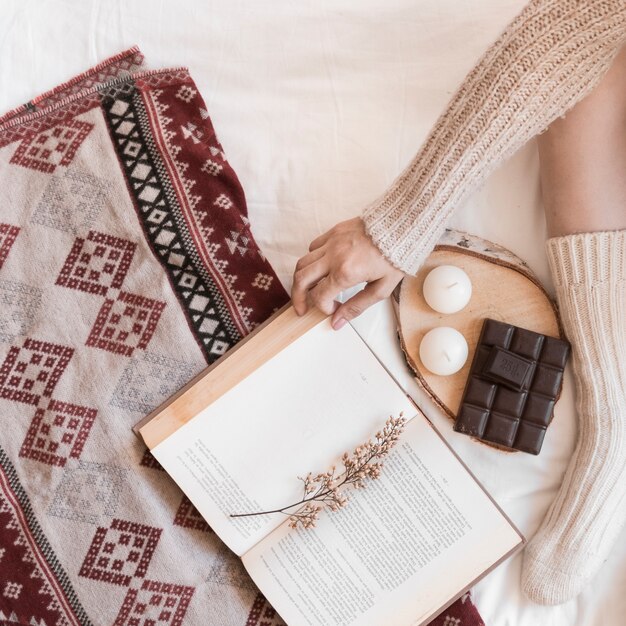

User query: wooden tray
[395,230,565,448]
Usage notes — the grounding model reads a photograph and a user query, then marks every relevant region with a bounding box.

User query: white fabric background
[1,1,625,624]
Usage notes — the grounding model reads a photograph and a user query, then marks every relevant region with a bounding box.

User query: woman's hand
[291,217,405,329]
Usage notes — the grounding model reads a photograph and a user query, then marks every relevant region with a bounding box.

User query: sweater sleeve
[362,0,626,276]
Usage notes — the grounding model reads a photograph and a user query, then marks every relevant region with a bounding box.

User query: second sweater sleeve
[362,0,626,276]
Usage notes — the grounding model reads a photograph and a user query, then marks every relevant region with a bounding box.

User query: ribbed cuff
[361,200,436,276]
[546,230,626,288]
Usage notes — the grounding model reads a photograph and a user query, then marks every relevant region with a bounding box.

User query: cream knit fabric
[521,231,626,604]
[357,0,626,607]
[362,0,626,275]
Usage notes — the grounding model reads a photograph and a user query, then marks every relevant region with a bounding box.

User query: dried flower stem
[230,413,406,529]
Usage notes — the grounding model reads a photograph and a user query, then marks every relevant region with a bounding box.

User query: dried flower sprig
[230,412,406,529]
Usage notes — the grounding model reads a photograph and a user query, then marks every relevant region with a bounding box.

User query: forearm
[539,44,626,237]
[362,0,626,275]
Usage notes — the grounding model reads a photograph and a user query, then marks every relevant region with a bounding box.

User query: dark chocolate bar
[454,319,570,454]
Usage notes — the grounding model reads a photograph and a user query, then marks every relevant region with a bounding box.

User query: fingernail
[332,317,347,330]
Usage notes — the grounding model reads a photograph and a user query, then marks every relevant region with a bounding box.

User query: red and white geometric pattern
[251,273,274,292]
[19,399,97,467]
[10,119,94,174]
[79,518,162,587]
[145,78,287,336]
[173,495,212,533]
[214,194,233,211]
[175,85,198,103]
[245,593,284,626]
[0,455,88,626]
[0,338,73,406]
[56,230,136,297]
[0,223,20,269]
[113,579,195,626]
[139,449,165,471]
[53,228,166,359]
[201,159,223,177]
[86,291,165,357]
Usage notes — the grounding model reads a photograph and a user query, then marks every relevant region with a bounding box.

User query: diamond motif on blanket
[201,159,223,176]
[251,273,273,291]
[10,118,94,174]
[245,592,283,626]
[109,352,198,414]
[0,280,42,343]
[56,230,136,297]
[175,85,198,103]
[2,581,22,600]
[31,169,109,235]
[113,579,195,626]
[19,399,97,467]
[79,518,162,587]
[0,338,73,406]
[0,223,20,269]
[173,495,212,533]
[214,193,233,210]
[47,460,127,524]
[86,291,165,357]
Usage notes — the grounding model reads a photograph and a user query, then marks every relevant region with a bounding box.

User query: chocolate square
[482,346,534,391]
[509,328,544,360]
[541,336,570,369]
[464,377,497,409]
[481,319,514,348]
[514,421,547,455]
[454,319,570,455]
[492,387,527,418]
[455,405,489,438]
[521,393,555,427]
[472,345,492,373]
[531,364,563,397]
[483,413,519,448]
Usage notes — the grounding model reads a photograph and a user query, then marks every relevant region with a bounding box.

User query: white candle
[419,327,468,376]
[423,265,472,314]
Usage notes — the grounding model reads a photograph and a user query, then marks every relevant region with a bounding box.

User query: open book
[137,305,524,626]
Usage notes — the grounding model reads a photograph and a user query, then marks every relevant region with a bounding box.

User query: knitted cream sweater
[362,0,626,275]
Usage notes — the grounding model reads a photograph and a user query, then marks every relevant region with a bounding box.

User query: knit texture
[362,0,626,275]
[521,230,626,604]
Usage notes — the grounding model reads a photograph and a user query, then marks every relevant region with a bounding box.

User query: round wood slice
[396,230,564,451]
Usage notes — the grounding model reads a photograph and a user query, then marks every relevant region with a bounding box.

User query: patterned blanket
[0,47,484,626]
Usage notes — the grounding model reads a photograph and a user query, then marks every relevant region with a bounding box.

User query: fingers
[294,246,325,272]
[291,258,329,315]
[308,274,344,315]
[308,230,331,252]
[330,278,391,330]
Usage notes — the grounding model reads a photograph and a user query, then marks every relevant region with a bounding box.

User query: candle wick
[446,282,459,289]
[443,351,452,363]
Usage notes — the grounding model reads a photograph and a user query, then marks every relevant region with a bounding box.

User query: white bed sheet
[1,1,624,624]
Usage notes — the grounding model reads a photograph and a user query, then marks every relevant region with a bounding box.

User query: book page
[242,416,523,626]
[150,317,417,556]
